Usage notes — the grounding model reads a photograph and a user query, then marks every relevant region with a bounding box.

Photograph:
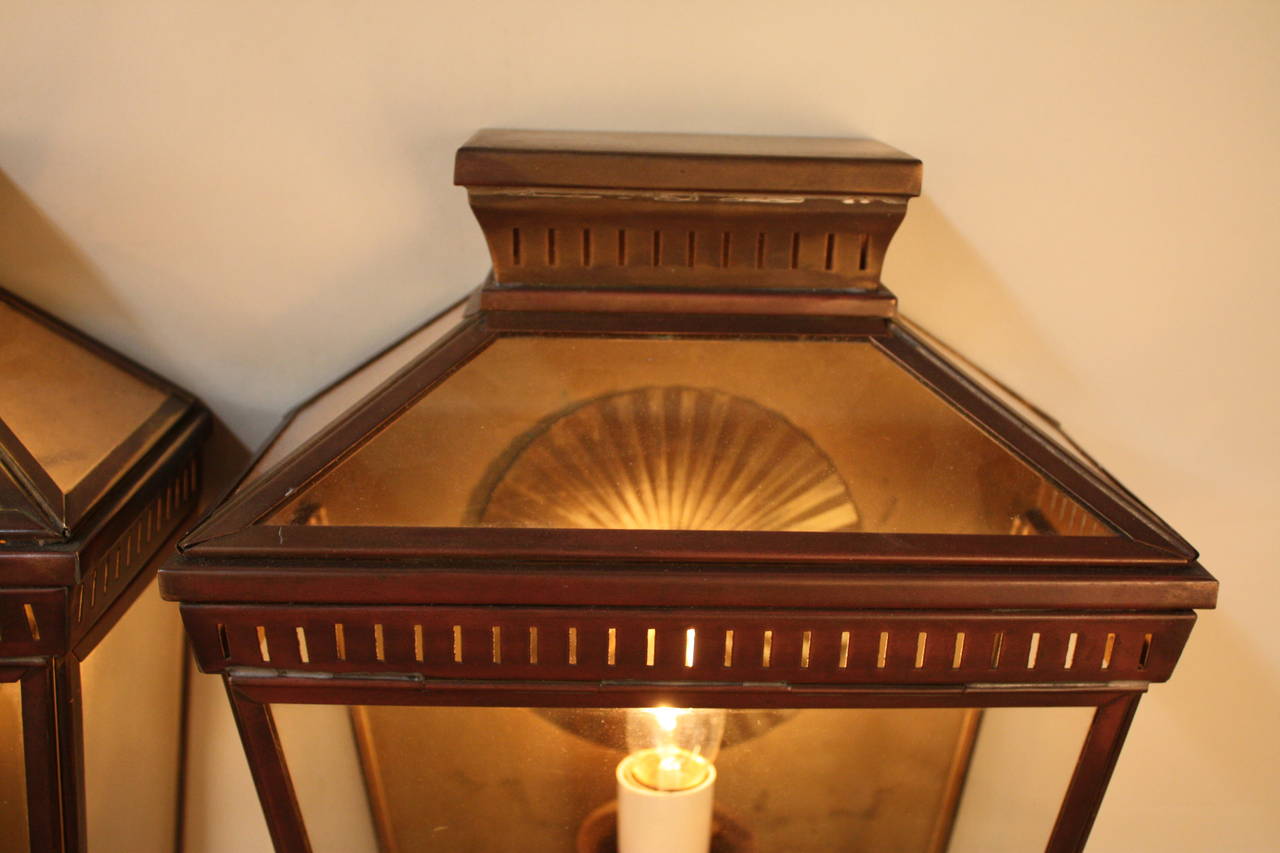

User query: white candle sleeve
[615,752,716,853]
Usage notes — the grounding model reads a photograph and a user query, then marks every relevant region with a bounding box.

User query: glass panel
[275,704,996,853]
[949,706,1095,853]
[80,578,185,853]
[236,301,468,495]
[896,318,1182,547]
[0,680,27,853]
[895,317,1115,484]
[269,335,1112,536]
[0,298,170,494]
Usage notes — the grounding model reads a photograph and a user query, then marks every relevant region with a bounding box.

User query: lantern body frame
[162,131,1216,853]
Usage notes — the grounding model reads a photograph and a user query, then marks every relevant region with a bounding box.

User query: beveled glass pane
[0,298,169,494]
[895,317,1110,485]
[236,301,468,495]
[275,704,986,853]
[0,295,186,531]
[0,680,26,853]
[268,335,1112,536]
[895,318,1182,547]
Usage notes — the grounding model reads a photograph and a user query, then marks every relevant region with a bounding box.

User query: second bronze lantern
[163,130,1216,853]
[1,289,208,852]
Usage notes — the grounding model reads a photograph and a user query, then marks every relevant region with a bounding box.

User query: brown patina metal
[162,130,1216,853]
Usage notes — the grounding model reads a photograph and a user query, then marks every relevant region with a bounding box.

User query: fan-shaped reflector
[477,386,859,532]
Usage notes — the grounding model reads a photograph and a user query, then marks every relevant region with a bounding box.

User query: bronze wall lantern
[162,130,1217,853]
[0,289,209,852]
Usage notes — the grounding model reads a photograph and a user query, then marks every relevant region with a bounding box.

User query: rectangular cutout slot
[529,626,538,664]
[1027,632,1041,669]
[295,627,310,664]
[414,625,424,663]
[607,628,617,666]
[256,626,270,663]
[452,625,463,663]
[684,628,696,668]
[723,629,734,667]
[838,631,850,668]
[568,627,578,665]
[374,624,385,662]
[491,626,501,664]
[646,628,656,666]
[761,630,774,667]
[1101,633,1116,670]
[915,632,928,668]
[990,632,1005,669]
[23,604,40,641]
[1064,632,1078,669]
[952,632,966,669]
[1139,633,1153,670]
[877,631,889,668]
[335,623,347,661]
[800,630,812,668]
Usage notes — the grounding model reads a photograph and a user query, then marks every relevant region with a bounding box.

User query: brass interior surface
[273,705,983,853]
[270,335,1109,536]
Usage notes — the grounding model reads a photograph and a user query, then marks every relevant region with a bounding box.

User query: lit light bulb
[622,706,726,791]
[616,707,728,853]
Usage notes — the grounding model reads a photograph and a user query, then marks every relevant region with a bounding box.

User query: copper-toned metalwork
[0,289,209,853]
[162,130,1216,853]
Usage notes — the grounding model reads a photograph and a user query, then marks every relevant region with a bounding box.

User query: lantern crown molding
[456,128,920,307]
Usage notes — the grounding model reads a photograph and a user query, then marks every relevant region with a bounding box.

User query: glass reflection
[269,336,1112,538]
[276,705,991,853]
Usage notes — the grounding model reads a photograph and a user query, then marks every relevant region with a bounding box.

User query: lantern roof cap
[455,128,922,197]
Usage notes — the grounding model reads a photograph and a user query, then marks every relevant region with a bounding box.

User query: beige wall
[2,1,1277,850]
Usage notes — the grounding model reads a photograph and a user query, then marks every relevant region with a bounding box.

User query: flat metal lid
[455,129,922,196]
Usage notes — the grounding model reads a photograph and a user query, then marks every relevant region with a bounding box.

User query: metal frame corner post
[224,676,312,853]
[1046,690,1143,853]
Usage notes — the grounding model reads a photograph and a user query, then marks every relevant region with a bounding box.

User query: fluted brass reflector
[477,386,859,532]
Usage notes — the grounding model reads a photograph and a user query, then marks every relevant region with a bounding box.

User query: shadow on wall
[0,167,143,335]
[888,194,1084,405]
[0,163,251,512]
